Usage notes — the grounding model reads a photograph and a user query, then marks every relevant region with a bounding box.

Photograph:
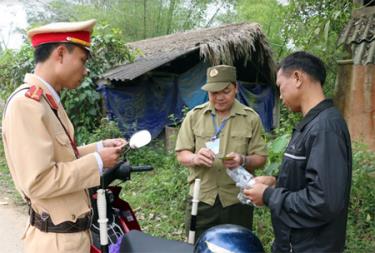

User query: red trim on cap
[31,31,90,47]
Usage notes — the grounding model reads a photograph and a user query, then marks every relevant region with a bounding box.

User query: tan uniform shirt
[176,100,267,207]
[2,74,100,252]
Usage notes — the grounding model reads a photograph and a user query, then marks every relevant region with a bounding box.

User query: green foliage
[167,105,190,127]
[1,130,373,251]
[280,0,353,96]
[263,133,290,175]
[25,0,231,42]
[233,0,288,57]
[0,1,373,251]
[0,141,26,205]
[61,25,136,144]
[167,113,181,128]
[234,0,352,97]
[0,44,34,100]
[0,24,135,145]
[61,78,102,145]
[253,206,273,252]
[121,143,189,240]
[108,139,375,252]
[345,143,375,252]
[86,118,124,144]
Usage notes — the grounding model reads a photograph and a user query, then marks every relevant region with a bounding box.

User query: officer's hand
[254,176,276,188]
[222,152,242,169]
[243,183,268,206]
[99,146,123,169]
[194,148,215,167]
[103,138,127,151]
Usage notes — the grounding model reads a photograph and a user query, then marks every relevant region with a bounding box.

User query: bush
[62,25,137,144]
[85,117,124,144]
[114,137,375,253]
[122,143,189,240]
[345,143,375,252]
[0,44,34,100]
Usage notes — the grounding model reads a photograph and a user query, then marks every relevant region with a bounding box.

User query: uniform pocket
[230,131,252,154]
[193,129,212,151]
[54,132,75,159]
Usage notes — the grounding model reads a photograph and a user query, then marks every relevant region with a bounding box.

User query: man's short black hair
[278,51,326,86]
[34,43,75,64]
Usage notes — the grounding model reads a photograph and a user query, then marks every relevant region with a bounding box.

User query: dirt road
[0,197,27,253]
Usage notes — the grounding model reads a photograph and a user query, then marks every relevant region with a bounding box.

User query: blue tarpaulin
[98,62,275,139]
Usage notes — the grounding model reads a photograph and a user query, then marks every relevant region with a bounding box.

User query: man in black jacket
[245,51,352,253]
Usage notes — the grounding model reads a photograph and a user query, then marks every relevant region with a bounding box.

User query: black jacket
[264,99,352,253]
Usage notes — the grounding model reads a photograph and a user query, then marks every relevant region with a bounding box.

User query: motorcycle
[89,130,194,253]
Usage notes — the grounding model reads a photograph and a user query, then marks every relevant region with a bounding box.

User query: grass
[0,138,24,206]
[0,137,374,252]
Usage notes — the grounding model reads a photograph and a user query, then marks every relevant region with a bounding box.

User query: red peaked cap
[27,19,96,50]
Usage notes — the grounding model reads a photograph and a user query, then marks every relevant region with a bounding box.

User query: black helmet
[194,224,264,253]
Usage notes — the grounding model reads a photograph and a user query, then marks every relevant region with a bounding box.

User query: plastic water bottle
[226,166,256,206]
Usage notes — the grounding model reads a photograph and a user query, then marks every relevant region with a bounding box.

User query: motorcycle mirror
[129,130,152,148]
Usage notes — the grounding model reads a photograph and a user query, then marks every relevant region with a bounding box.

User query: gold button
[71,214,76,220]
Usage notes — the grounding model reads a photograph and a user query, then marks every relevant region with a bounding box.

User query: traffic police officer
[175,65,267,240]
[2,20,125,253]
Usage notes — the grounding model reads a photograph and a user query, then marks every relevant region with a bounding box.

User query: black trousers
[185,195,254,241]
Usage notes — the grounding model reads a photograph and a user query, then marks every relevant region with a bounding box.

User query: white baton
[188,178,201,244]
[97,189,109,253]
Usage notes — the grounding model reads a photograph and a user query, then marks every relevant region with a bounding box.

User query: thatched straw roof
[100,22,275,82]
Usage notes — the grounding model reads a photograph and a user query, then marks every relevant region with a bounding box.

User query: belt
[29,208,92,233]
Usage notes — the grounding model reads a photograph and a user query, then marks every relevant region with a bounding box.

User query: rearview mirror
[129,130,151,148]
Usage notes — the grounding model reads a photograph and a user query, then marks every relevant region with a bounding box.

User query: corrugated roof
[99,22,275,82]
[338,6,375,64]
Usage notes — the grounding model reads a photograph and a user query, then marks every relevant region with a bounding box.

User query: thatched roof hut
[100,22,275,84]
[98,22,277,138]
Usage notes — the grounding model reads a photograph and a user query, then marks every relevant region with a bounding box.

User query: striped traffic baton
[188,178,201,244]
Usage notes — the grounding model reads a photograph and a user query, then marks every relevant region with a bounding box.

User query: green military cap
[202,65,237,92]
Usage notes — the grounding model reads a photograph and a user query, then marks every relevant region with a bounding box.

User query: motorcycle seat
[120,229,194,253]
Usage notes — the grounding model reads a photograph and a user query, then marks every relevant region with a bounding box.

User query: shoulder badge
[244,106,256,113]
[25,85,43,101]
[45,93,59,110]
[193,102,208,111]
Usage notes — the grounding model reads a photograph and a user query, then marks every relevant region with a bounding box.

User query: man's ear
[54,45,66,63]
[293,70,304,88]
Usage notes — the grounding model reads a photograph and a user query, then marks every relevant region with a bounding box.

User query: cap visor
[201,82,231,92]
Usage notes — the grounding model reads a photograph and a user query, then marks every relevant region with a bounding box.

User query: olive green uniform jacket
[176,100,267,207]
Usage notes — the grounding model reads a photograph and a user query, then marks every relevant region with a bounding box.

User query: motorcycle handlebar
[102,162,153,187]
[131,165,153,172]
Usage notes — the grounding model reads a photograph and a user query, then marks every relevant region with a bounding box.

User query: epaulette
[243,106,259,116]
[45,93,59,110]
[193,102,209,111]
[25,85,43,101]
[244,106,257,113]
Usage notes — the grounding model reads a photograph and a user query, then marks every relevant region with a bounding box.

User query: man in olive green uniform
[176,65,267,240]
[2,20,126,253]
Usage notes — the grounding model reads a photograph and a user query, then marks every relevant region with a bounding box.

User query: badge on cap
[209,69,219,77]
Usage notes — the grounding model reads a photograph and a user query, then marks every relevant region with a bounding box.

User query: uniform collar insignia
[45,93,59,110]
[25,85,43,102]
